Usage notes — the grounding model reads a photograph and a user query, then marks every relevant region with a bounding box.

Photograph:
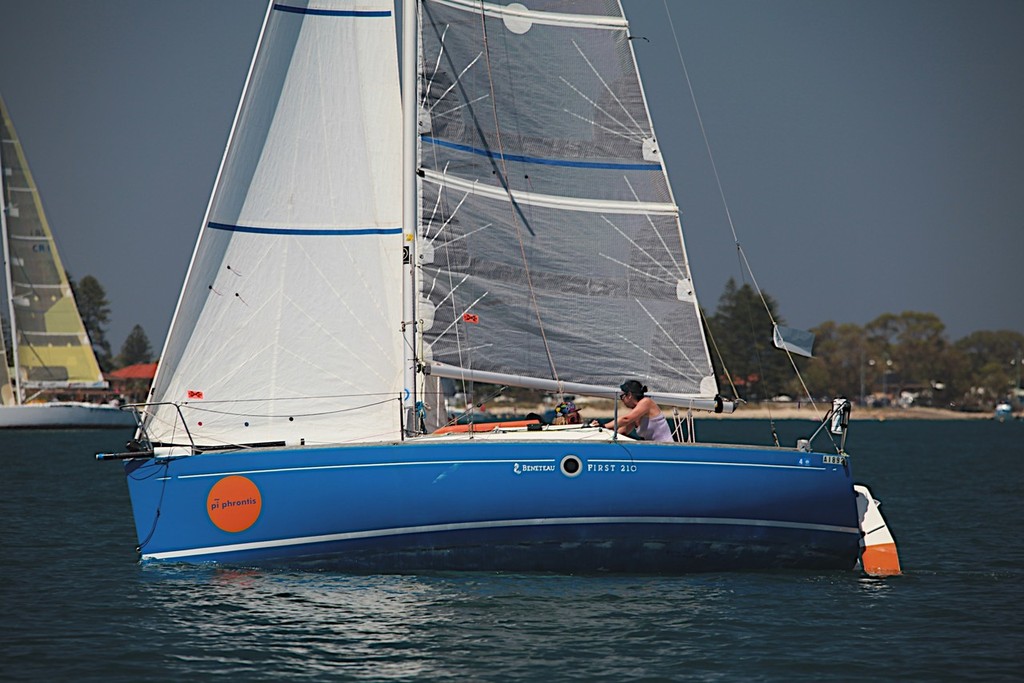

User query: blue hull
[120,439,862,573]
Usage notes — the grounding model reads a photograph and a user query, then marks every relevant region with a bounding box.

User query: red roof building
[107,362,158,380]
[105,362,157,403]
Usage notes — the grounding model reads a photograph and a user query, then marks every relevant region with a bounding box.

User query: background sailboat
[0,95,135,429]
[102,0,898,575]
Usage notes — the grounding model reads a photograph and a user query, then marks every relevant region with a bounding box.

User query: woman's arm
[603,398,653,434]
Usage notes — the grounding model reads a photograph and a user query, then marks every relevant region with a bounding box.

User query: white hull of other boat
[0,402,136,429]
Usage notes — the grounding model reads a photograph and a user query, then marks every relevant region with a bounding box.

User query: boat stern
[854,484,901,576]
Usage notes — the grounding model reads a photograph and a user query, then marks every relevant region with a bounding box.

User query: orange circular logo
[207,475,262,532]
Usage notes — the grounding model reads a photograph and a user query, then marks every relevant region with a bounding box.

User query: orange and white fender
[854,484,902,576]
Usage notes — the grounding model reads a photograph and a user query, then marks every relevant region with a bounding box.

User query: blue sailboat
[100,0,899,575]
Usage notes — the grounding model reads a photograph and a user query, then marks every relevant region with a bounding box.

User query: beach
[700,402,999,421]
[493,397,1007,422]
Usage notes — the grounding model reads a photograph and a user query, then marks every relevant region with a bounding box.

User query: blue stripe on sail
[272,4,391,17]
[208,222,402,236]
[421,136,661,171]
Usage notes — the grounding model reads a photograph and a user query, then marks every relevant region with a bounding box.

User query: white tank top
[637,412,673,442]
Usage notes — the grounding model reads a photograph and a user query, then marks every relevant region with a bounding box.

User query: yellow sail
[0,95,106,400]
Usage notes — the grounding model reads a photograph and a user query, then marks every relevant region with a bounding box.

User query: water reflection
[138,567,453,678]
[131,568,747,679]
[855,575,895,595]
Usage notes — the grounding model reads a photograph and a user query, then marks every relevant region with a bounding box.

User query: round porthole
[560,454,582,478]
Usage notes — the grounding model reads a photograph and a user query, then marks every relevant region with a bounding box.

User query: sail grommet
[560,455,582,478]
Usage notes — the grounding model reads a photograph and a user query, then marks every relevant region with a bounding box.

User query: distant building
[105,362,157,404]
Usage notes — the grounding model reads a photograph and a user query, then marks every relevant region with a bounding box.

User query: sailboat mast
[0,135,23,405]
[401,0,418,433]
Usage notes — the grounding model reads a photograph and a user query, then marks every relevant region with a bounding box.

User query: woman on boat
[596,380,673,442]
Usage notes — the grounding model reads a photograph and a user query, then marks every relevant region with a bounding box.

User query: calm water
[1,420,1021,681]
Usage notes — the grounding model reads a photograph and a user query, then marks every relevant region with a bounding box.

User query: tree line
[707,278,1024,411]
[3,273,153,371]
[69,275,154,371]
[7,273,1018,411]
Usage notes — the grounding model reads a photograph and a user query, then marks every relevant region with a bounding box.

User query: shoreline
[698,404,1003,421]
[483,400,1013,422]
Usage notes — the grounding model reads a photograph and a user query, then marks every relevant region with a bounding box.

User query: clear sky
[1,0,1021,353]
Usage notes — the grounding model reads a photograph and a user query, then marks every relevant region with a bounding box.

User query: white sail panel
[146,1,405,447]
[416,0,718,399]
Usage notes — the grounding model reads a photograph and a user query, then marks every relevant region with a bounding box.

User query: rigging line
[134,461,169,551]
[662,0,739,249]
[664,3,777,327]
[779,339,821,413]
[734,245,777,328]
[664,0,812,420]
[181,397,397,419]
[180,391,400,406]
[735,242,819,412]
[700,305,741,401]
[736,259,779,445]
[476,1,560,385]
[735,245,821,414]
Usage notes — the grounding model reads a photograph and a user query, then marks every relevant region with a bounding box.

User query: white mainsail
[415,0,720,406]
[144,1,405,447]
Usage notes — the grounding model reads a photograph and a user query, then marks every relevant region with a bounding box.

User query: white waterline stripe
[145,515,860,560]
[160,457,822,481]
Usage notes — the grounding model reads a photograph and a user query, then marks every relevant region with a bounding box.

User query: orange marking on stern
[862,542,901,576]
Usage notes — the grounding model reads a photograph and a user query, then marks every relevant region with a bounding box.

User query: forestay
[144,0,405,447]
[416,0,719,404]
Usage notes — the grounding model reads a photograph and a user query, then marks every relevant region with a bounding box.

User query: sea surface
[1,420,1021,681]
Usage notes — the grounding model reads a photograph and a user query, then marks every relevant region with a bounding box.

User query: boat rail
[96,401,194,460]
